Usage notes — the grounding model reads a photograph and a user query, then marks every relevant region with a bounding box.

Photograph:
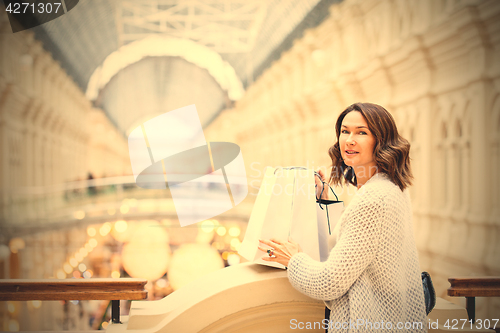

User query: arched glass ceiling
[29,0,342,134]
[100,56,227,135]
[86,36,244,102]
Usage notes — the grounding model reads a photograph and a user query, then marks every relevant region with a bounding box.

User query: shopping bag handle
[272,167,339,201]
[314,172,342,236]
[272,167,340,236]
[273,166,307,175]
[314,171,339,201]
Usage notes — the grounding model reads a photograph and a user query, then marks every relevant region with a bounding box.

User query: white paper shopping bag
[239,167,320,269]
[316,198,344,261]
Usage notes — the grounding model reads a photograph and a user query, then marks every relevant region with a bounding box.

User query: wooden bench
[447,276,500,323]
[0,278,148,324]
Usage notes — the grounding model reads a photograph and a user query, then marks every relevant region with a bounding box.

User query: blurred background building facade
[0,0,499,330]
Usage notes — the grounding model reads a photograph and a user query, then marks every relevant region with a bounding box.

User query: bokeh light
[211,241,224,250]
[230,238,241,251]
[0,244,10,259]
[216,226,226,236]
[79,248,88,257]
[114,220,128,233]
[227,253,241,266]
[63,263,72,274]
[122,222,170,280]
[156,278,167,289]
[9,238,25,254]
[69,258,78,267]
[120,204,129,214]
[200,220,215,233]
[87,227,96,237]
[99,222,112,236]
[196,228,214,244]
[168,243,224,290]
[8,319,19,332]
[73,210,85,220]
[111,220,141,243]
[75,252,84,262]
[228,226,240,237]
[56,270,66,279]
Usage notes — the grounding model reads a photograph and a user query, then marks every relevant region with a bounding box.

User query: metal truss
[115,0,268,53]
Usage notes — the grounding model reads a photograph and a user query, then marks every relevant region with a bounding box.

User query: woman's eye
[341,130,349,134]
[359,131,367,135]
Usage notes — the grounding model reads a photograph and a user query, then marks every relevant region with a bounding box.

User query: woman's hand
[315,168,329,200]
[258,238,302,267]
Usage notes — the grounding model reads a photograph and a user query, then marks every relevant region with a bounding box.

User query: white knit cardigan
[287,173,428,332]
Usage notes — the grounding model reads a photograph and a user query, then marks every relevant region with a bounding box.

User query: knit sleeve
[287,197,384,301]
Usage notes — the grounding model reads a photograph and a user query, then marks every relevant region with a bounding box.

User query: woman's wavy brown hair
[328,102,413,191]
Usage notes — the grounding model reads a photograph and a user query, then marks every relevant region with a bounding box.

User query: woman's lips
[345,150,358,155]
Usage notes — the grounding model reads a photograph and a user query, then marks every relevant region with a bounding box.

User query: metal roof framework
[115,0,268,53]
[26,0,340,134]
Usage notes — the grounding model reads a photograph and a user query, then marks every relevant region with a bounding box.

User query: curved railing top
[125,262,324,333]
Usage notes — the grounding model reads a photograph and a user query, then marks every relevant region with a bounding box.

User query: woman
[259,103,427,332]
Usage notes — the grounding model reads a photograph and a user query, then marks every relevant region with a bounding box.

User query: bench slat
[0,278,148,301]
[448,276,500,297]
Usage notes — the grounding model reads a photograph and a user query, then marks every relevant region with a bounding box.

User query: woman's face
[339,111,377,173]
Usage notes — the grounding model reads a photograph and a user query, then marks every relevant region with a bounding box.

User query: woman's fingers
[260,238,301,265]
[258,239,269,245]
[259,242,278,262]
[269,238,286,245]
[316,168,325,181]
[259,236,303,267]
[261,238,298,251]
[259,239,273,247]
[259,240,279,254]
[315,168,330,200]
[257,245,269,253]
[260,239,284,249]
